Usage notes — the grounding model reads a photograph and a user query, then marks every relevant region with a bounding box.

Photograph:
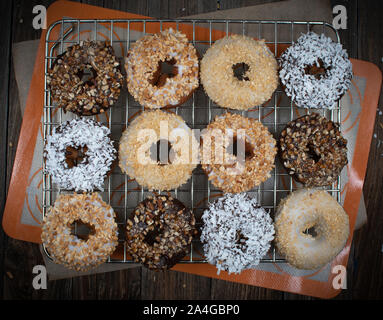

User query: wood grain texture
[1,0,383,300]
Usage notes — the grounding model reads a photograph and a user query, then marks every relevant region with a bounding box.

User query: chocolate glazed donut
[47,40,123,116]
[279,113,348,187]
[126,195,196,270]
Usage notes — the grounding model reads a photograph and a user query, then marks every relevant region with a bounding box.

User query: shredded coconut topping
[279,32,353,109]
[201,193,275,274]
[44,118,116,192]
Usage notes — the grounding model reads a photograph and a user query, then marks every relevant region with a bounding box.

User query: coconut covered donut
[200,35,278,110]
[274,189,350,270]
[279,32,353,109]
[279,113,348,187]
[201,193,275,274]
[126,195,196,270]
[119,110,199,191]
[125,28,199,109]
[47,40,123,115]
[200,113,276,193]
[41,193,118,271]
[44,118,116,192]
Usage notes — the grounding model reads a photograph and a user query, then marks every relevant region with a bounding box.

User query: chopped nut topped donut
[126,195,196,270]
[200,113,276,193]
[279,113,348,186]
[125,28,199,109]
[41,193,118,271]
[47,40,123,115]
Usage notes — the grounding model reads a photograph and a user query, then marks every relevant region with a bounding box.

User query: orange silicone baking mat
[3,0,382,298]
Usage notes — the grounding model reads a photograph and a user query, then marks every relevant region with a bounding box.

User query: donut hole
[149,139,175,166]
[232,63,250,81]
[69,220,96,241]
[144,228,163,246]
[235,230,249,249]
[65,145,89,168]
[306,144,321,163]
[304,59,329,80]
[227,136,254,161]
[151,58,177,87]
[302,225,319,238]
[76,66,97,84]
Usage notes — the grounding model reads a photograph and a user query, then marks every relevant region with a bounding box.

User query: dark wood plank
[351,0,383,299]
[0,0,13,301]
[141,269,212,300]
[210,279,284,300]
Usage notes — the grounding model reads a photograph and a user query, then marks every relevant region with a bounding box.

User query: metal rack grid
[42,19,342,265]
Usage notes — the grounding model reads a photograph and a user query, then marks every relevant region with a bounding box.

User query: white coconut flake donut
[41,193,118,271]
[200,193,275,275]
[44,118,116,192]
[274,189,350,270]
[279,32,353,109]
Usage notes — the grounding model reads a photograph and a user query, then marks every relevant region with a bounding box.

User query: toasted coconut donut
[201,193,274,274]
[274,189,350,270]
[126,195,196,270]
[119,110,199,191]
[200,113,276,193]
[44,118,116,192]
[279,113,348,187]
[200,35,278,110]
[41,193,118,271]
[279,32,353,109]
[47,41,123,115]
[125,28,199,109]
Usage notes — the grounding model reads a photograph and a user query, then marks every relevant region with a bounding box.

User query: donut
[200,113,276,193]
[279,113,348,187]
[47,40,123,115]
[201,193,274,274]
[119,110,199,191]
[125,28,199,109]
[126,195,196,270]
[279,32,353,109]
[44,118,116,192]
[41,193,118,271]
[200,35,278,110]
[274,189,350,270]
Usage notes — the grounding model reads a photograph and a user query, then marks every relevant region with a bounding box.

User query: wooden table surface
[1,0,382,300]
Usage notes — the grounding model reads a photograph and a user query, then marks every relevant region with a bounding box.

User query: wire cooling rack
[42,19,342,265]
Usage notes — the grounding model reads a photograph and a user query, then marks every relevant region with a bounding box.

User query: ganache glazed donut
[41,193,118,271]
[274,189,349,270]
[200,113,276,193]
[125,28,199,109]
[44,118,116,192]
[119,110,199,191]
[279,113,348,187]
[201,193,275,274]
[47,40,124,115]
[200,35,278,110]
[126,195,196,270]
[279,32,353,109]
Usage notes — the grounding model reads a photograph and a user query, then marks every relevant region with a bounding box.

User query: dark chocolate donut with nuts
[47,40,123,116]
[126,195,196,270]
[279,113,347,187]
